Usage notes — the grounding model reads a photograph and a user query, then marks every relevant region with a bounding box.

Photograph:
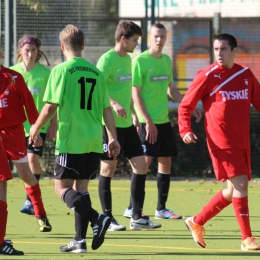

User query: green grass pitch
[5,177,260,259]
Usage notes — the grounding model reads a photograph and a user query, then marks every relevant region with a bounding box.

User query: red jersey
[178,62,260,153]
[0,66,38,128]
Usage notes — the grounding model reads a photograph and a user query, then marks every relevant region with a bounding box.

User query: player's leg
[21,133,46,215]
[14,160,52,232]
[154,123,182,219]
[0,141,23,255]
[99,126,125,231]
[56,152,110,251]
[99,160,116,218]
[60,180,90,253]
[230,174,260,250]
[128,154,161,230]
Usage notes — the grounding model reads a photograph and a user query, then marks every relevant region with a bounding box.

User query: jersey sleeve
[100,73,110,108]
[132,58,143,87]
[178,70,206,138]
[16,74,39,124]
[43,66,64,105]
[250,70,260,112]
[96,55,112,82]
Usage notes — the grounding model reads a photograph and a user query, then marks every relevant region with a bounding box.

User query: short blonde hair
[59,25,84,52]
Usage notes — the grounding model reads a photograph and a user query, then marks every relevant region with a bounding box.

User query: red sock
[25,183,46,218]
[232,197,252,240]
[194,190,231,226]
[0,200,7,245]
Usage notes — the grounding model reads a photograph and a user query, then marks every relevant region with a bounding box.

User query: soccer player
[0,73,24,255]
[178,33,260,250]
[10,35,57,216]
[126,23,201,220]
[0,41,52,233]
[97,20,161,231]
[30,24,120,253]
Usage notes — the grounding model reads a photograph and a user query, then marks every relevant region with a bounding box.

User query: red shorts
[0,137,12,181]
[210,148,251,182]
[0,124,27,161]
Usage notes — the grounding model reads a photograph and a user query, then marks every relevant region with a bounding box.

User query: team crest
[244,79,248,85]
[5,90,9,95]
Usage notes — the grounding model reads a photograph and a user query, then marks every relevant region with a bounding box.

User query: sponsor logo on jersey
[116,74,132,82]
[149,68,154,72]
[214,74,221,79]
[116,68,122,72]
[150,75,169,82]
[244,79,248,85]
[219,89,248,101]
[28,87,41,95]
[0,98,8,108]
[240,213,249,217]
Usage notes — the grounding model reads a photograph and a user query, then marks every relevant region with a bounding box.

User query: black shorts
[139,122,177,157]
[54,152,101,180]
[101,125,144,160]
[26,133,47,157]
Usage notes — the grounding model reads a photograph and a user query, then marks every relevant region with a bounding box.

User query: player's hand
[112,102,127,118]
[108,140,121,160]
[29,125,40,146]
[30,134,43,147]
[192,108,202,123]
[146,121,158,144]
[183,132,198,144]
[132,116,141,134]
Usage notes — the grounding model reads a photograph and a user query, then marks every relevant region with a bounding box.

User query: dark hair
[150,23,166,31]
[214,33,237,51]
[115,20,143,42]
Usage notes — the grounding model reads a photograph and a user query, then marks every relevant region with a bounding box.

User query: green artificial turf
[5,177,260,259]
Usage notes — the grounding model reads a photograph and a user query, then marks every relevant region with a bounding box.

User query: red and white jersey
[178,62,260,153]
[0,66,38,128]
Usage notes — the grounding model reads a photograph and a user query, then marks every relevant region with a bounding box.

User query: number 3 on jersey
[78,77,96,110]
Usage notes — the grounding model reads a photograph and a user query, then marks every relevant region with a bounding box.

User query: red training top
[0,66,38,128]
[178,62,260,153]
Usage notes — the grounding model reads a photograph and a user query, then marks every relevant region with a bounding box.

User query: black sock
[26,174,41,201]
[74,192,91,241]
[131,174,146,220]
[157,173,170,211]
[62,188,98,223]
[98,175,113,218]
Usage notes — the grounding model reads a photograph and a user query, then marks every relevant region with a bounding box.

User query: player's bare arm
[110,98,127,118]
[46,112,57,140]
[130,100,140,133]
[183,132,198,144]
[132,85,158,144]
[168,82,202,123]
[103,107,121,159]
[30,102,58,144]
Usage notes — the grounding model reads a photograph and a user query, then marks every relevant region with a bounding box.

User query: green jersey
[132,50,173,124]
[43,57,110,155]
[97,49,132,128]
[10,62,51,135]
